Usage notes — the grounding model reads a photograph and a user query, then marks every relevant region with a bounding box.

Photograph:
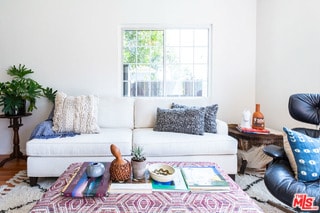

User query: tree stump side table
[228,124,284,174]
[0,113,31,167]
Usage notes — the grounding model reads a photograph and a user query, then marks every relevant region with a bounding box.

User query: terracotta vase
[252,104,265,130]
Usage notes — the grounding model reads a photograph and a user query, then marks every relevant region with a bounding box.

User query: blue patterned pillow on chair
[283,127,320,182]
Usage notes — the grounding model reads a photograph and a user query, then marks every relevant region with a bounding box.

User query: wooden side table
[228,124,284,174]
[0,113,31,167]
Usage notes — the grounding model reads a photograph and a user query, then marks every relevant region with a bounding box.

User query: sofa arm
[216,119,228,135]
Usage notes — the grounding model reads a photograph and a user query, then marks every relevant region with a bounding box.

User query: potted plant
[0,64,57,115]
[131,144,147,180]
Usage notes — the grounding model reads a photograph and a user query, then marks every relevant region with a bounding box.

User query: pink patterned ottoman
[30,162,263,213]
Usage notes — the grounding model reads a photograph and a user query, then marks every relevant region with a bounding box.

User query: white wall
[0,0,256,154]
[256,0,320,131]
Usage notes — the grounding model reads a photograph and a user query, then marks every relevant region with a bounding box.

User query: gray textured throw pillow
[153,107,205,135]
[171,103,219,133]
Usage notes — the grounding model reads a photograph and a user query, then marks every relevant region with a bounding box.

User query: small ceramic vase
[86,162,105,178]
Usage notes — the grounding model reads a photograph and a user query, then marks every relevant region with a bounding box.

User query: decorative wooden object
[109,144,131,182]
[0,113,31,167]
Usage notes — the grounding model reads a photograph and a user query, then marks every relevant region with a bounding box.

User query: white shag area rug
[0,170,56,213]
[0,170,294,213]
[236,172,295,213]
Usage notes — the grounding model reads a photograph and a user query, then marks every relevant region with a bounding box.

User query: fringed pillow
[52,92,100,134]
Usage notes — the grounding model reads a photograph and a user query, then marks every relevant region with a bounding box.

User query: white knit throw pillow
[52,92,100,134]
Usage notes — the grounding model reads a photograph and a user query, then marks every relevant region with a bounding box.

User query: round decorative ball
[86,162,105,178]
[109,159,131,182]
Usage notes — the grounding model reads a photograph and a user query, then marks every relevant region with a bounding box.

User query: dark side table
[0,113,31,167]
[228,124,284,174]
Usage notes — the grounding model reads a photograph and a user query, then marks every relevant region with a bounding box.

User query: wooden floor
[0,155,27,186]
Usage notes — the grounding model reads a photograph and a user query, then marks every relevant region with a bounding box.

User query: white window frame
[121,24,212,97]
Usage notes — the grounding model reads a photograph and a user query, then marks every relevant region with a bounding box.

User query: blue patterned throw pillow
[171,103,219,133]
[283,127,320,182]
[154,107,205,135]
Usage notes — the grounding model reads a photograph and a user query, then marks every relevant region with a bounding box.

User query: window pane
[137,31,151,46]
[123,47,136,63]
[180,30,194,46]
[166,80,183,96]
[194,29,208,46]
[124,31,137,47]
[151,31,163,46]
[166,47,180,64]
[194,64,207,79]
[137,47,150,63]
[180,64,193,80]
[166,30,180,46]
[180,47,194,64]
[194,47,208,64]
[150,46,163,65]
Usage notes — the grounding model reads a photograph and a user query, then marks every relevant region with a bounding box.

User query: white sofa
[26,97,237,185]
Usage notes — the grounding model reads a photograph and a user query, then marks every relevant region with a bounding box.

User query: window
[122,26,211,97]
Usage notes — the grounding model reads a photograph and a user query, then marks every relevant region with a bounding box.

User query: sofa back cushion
[134,98,209,128]
[98,97,134,128]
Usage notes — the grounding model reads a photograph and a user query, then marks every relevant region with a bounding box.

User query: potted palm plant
[0,64,57,115]
[131,144,147,180]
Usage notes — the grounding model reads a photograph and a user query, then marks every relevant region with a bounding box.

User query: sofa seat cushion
[133,128,237,157]
[27,128,132,157]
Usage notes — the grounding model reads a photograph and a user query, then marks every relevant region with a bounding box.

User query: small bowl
[148,163,175,182]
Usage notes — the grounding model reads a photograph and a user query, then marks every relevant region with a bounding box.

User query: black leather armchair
[263,93,320,210]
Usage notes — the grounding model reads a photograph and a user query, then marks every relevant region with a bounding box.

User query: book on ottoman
[181,166,230,192]
[108,170,152,194]
[108,178,152,194]
[61,162,111,197]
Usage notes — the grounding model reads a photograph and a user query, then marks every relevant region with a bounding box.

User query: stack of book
[236,126,270,134]
[108,177,152,194]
